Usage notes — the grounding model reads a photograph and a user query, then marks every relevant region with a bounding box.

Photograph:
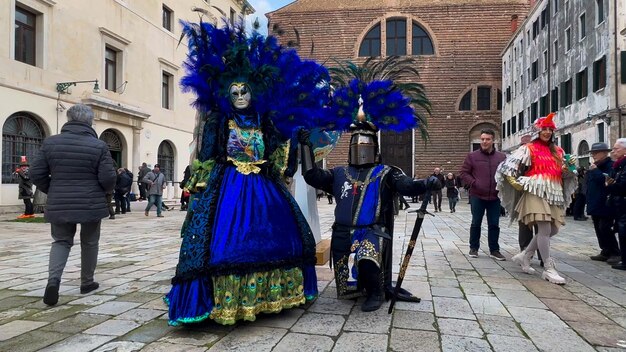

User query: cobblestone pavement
[1,198,626,351]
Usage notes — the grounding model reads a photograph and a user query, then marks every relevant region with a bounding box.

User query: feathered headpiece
[179,19,330,138]
[320,56,431,139]
[534,112,557,130]
[531,112,557,140]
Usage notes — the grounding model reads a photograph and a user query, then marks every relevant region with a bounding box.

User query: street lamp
[55,79,100,134]
[56,80,100,94]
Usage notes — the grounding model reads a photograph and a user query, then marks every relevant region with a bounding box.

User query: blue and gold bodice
[226,115,266,175]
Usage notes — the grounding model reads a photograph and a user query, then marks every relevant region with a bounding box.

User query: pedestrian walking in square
[460,129,506,260]
[586,143,619,264]
[142,164,166,217]
[606,138,626,270]
[445,172,459,213]
[12,156,34,219]
[30,104,117,305]
[431,168,445,212]
[137,162,149,201]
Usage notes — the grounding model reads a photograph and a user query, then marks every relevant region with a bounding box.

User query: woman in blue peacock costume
[165,19,329,326]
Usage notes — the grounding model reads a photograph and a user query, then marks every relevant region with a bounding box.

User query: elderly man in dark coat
[31,104,117,306]
[586,142,619,264]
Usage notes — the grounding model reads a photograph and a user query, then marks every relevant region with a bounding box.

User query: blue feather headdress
[179,19,330,138]
[321,56,431,138]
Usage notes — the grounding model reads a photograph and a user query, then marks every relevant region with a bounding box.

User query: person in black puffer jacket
[30,104,117,306]
[607,138,626,270]
[114,168,133,214]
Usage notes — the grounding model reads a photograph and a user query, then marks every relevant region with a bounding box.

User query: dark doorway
[100,129,123,168]
[380,130,413,176]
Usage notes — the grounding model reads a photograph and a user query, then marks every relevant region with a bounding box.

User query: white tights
[525,221,558,261]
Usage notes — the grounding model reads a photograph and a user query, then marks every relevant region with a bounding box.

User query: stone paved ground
[1,198,626,351]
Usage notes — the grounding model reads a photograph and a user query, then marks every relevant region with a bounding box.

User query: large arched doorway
[380,130,413,176]
[157,140,175,181]
[577,140,590,168]
[100,129,124,168]
[469,122,500,151]
[2,112,46,183]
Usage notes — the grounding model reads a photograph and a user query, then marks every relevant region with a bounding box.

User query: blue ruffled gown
[166,113,318,325]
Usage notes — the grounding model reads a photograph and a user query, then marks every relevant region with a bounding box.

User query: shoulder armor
[387,164,406,176]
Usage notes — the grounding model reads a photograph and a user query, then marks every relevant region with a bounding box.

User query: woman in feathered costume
[495,113,576,284]
[165,19,329,325]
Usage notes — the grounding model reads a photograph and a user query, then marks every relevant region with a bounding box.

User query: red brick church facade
[268,0,530,177]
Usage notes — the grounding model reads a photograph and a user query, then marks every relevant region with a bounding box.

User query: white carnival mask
[229,82,252,110]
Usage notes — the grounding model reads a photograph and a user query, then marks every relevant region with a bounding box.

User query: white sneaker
[511,250,536,274]
[542,258,566,285]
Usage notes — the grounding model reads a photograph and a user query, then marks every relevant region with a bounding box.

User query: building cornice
[82,95,150,120]
[158,58,180,72]
[34,0,57,6]
[99,27,132,46]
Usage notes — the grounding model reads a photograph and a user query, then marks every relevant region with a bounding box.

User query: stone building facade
[0,0,252,207]
[501,0,626,168]
[268,0,530,177]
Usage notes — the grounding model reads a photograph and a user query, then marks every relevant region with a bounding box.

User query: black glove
[426,176,442,190]
[297,128,312,146]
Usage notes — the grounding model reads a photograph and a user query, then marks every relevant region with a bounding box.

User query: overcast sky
[246,0,294,33]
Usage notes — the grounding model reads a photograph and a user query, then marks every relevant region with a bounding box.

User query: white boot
[511,250,536,274]
[542,258,566,285]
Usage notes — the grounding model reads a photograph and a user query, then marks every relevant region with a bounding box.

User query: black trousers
[572,194,586,218]
[398,196,409,209]
[138,183,147,200]
[592,216,619,256]
[114,191,126,213]
[106,194,114,216]
[23,198,33,215]
[617,213,626,263]
[432,190,442,210]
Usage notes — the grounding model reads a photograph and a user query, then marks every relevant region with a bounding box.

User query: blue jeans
[469,196,501,252]
[448,197,458,211]
[145,194,163,216]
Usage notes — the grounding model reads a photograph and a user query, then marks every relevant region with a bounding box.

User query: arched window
[157,141,175,182]
[459,91,472,111]
[412,23,434,55]
[578,140,590,168]
[358,24,381,57]
[100,129,123,168]
[2,113,45,183]
[386,19,407,56]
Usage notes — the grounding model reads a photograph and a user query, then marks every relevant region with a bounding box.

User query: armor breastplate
[332,165,390,226]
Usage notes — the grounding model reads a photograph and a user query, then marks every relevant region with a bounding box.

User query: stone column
[132,127,142,194]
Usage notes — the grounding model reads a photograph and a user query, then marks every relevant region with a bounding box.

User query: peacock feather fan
[179,18,330,139]
[322,56,431,140]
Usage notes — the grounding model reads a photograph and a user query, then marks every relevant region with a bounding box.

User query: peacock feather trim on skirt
[166,267,317,326]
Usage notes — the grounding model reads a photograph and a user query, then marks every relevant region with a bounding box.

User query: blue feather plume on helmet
[320,57,431,139]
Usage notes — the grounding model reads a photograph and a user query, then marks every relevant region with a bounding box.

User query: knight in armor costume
[300,57,440,311]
